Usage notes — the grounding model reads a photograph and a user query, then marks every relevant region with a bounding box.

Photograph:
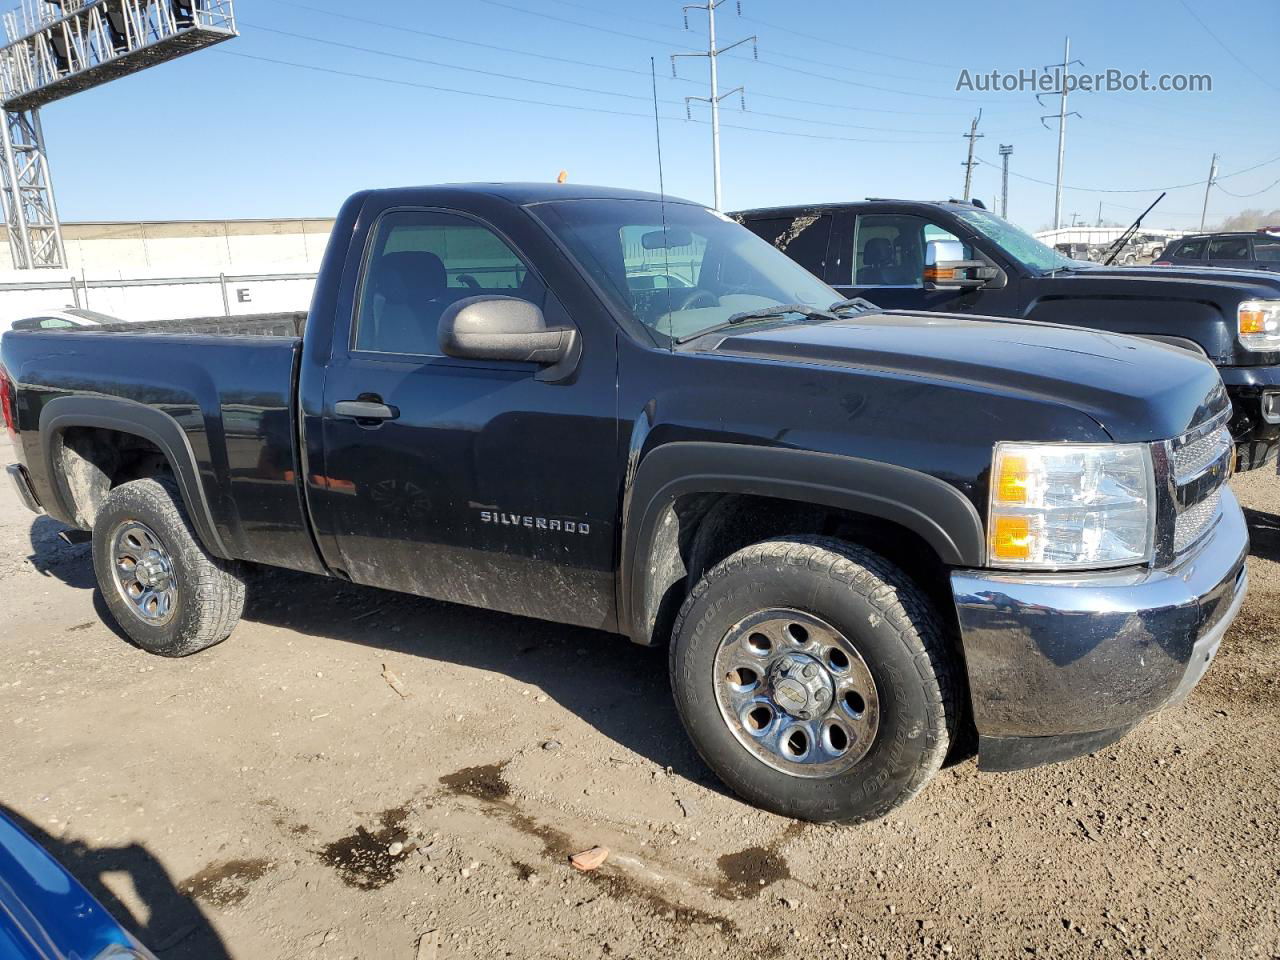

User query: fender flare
[619,441,986,644]
[39,395,231,559]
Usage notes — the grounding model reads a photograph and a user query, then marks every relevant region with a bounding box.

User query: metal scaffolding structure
[0,0,237,268]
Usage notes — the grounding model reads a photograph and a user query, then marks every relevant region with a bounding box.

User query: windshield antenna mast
[650,57,676,348]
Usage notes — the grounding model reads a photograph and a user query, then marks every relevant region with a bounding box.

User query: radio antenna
[651,56,675,349]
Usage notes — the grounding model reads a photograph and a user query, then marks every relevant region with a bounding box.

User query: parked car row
[1051,233,1168,265]
[1154,229,1280,273]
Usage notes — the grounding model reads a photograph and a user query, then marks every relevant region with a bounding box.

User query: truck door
[831,213,1017,316]
[310,207,620,630]
[1206,234,1252,270]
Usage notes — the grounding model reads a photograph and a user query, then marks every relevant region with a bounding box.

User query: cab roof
[360,182,701,207]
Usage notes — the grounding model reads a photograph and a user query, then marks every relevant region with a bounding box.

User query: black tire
[92,477,245,657]
[669,536,959,823]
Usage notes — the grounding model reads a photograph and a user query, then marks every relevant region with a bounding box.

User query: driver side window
[854,215,925,288]
[853,216,972,289]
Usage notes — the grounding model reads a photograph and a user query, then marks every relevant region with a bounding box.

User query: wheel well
[56,426,174,527]
[639,492,956,648]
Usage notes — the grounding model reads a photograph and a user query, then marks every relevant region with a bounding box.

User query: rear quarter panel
[1,328,324,574]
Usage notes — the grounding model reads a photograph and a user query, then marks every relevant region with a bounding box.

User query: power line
[748,89,968,118]
[503,0,963,75]
[542,0,688,33]
[261,0,970,119]
[1176,0,1280,94]
[474,0,994,104]
[476,0,703,50]
[1214,177,1280,199]
[976,152,1280,194]
[737,12,960,69]
[244,22,956,136]
[739,51,994,103]
[245,23,675,106]
[259,0,700,83]
[217,50,955,146]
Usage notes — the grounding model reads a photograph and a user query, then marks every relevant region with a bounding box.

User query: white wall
[0,218,334,322]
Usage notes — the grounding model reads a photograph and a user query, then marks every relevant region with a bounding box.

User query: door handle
[334,400,399,422]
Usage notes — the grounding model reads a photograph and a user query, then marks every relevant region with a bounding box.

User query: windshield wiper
[673,303,838,345]
[828,297,879,315]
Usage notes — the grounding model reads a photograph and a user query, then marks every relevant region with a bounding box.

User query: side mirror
[439,296,581,382]
[923,239,999,290]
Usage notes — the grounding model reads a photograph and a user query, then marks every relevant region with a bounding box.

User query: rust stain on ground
[438,761,735,935]
[318,805,412,890]
[439,763,511,803]
[714,823,804,899]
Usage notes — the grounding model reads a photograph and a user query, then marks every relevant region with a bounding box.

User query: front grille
[1160,413,1233,560]
[1174,488,1222,553]
[1173,426,1233,484]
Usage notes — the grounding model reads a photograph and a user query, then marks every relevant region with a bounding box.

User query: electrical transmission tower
[1037,37,1082,231]
[960,109,982,201]
[998,143,1013,217]
[0,0,238,269]
[672,0,756,211]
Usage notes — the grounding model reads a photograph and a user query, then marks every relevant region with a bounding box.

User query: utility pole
[1199,153,1219,231]
[961,110,983,201]
[1038,37,1083,230]
[672,1,756,210]
[1096,200,1103,226]
[998,143,1013,217]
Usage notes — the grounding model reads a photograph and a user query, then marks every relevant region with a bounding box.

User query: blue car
[0,811,155,960]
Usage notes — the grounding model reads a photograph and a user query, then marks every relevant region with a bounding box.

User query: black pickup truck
[734,200,1280,469]
[1,184,1248,823]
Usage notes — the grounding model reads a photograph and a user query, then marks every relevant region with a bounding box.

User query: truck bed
[86,311,307,339]
[1,321,324,576]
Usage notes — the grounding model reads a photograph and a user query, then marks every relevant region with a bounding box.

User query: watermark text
[956,67,1211,94]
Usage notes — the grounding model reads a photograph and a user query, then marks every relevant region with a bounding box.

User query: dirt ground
[2,433,1278,960]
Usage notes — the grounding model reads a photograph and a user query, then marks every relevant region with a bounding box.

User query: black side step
[57,529,92,545]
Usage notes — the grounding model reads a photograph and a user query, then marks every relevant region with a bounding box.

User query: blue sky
[36,0,1280,231]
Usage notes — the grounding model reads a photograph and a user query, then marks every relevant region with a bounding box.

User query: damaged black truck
[1,184,1248,823]
[735,199,1280,470]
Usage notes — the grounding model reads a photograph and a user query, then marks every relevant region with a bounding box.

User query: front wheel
[92,477,245,657]
[669,537,960,823]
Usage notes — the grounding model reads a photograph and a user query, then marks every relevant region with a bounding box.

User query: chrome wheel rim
[713,608,880,778]
[109,520,177,625]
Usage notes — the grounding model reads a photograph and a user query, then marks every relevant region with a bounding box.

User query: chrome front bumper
[5,463,42,515]
[951,487,1249,771]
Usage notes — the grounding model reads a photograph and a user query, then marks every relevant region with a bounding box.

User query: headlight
[988,442,1155,570]
[1238,299,1280,351]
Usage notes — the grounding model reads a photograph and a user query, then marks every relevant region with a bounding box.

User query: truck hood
[1055,262,1280,297]
[707,311,1228,443]
[1028,264,1280,366]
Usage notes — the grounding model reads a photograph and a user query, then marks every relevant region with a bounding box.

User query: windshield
[952,207,1078,274]
[531,198,841,342]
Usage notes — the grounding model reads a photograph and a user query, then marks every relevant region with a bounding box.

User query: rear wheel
[669,536,959,823]
[92,478,245,657]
